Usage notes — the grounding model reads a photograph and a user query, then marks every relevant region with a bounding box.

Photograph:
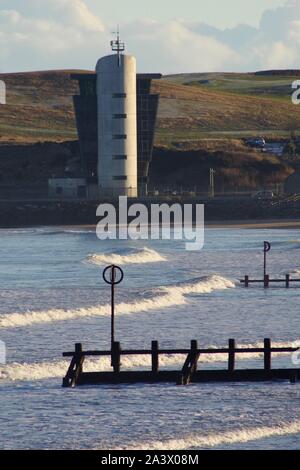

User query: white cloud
[0,0,300,73]
[0,1,108,71]
[52,0,105,32]
[0,0,105,31]
[252,41,298,70]
[122,19,239,74]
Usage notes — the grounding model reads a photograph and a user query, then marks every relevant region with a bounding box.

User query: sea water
[0,226,299,450]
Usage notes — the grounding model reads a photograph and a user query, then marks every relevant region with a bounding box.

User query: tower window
[113,114,127,119]
[113,155,127,160]
[113,176,127,181]
[113,135,127,140]
[112,93,127,98]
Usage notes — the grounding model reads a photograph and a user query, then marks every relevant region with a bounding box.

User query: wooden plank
[177,340,200,385]
[62,356,77,388]
[70,343,84,388]
[73,354,85,387]
[240,278,300,284]
[63,346,298,357]
[193,369,300,383]
[62,343,84,388]
[78,371,179,385]
[177,352,192,386]
[75,369,300,386]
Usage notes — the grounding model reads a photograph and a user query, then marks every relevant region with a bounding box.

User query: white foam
[203,340,298,364]
[119,421,300,450]
[0,360,70,382]
[86,247,166,266]
[0,341,293,382]
[0,275,235,328]
[0,356,181,382]
[289,269,300,277]
[160,275,234,296]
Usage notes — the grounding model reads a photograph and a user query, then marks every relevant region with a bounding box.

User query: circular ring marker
[264,241,271,253]
[103,265,124,286]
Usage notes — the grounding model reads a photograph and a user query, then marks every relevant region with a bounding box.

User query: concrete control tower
[96,33,138,198]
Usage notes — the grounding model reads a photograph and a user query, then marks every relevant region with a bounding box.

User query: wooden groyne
[241,274,300,288]
[62,339,300,388]
[241,241,300,288]
[62,265,299,388]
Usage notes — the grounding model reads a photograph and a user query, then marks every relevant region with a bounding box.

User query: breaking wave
[288,269,300,277]
[0,275,235,328]
[119,421,300,450]
[0,357,146,382]
[86,247,166,266]
[0,341,293,382]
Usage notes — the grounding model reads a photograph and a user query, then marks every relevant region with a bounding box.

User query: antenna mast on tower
[110,26,125,66]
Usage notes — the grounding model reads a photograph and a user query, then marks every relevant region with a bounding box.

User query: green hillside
[0,70,300,146]
[0,70,299,192]
[163,72,297,101]
[154,72,300,146]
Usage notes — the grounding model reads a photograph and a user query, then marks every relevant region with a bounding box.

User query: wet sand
[62,219,300,231]
[205,219,300,229]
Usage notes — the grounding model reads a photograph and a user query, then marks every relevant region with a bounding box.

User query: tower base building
[71,37,161,199]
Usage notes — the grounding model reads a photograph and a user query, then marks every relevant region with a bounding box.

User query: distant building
[48,178,87,199]
[71,37,161,197]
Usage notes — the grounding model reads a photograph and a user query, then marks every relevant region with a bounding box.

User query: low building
[285,171,300,194]
[48,178,87,199]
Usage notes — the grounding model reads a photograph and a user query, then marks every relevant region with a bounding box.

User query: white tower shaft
[96,54,138,198]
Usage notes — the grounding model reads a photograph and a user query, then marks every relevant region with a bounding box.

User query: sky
[85,0,285,28]
[0,0,300,74]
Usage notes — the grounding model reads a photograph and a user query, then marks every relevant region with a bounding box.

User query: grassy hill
[0,70,79,143]
[0,69,299,193]
[0,70,300,146]
[163,71,297,100]
[155,72,300,146]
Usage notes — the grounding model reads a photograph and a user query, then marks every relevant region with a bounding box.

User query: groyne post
[264,338,271,371]
[264,275,270,288]
[152,341,159,374]
[228,339,236,372]
[112,341,121,373]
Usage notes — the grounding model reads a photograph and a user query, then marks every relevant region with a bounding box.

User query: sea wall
[0,199,299,228]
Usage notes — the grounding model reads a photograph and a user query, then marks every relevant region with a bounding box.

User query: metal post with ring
[103,265,124,368]
[263,241,271,287]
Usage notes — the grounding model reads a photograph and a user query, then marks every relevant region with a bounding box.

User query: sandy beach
[205,219,300,230]
[61,219,300,231]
